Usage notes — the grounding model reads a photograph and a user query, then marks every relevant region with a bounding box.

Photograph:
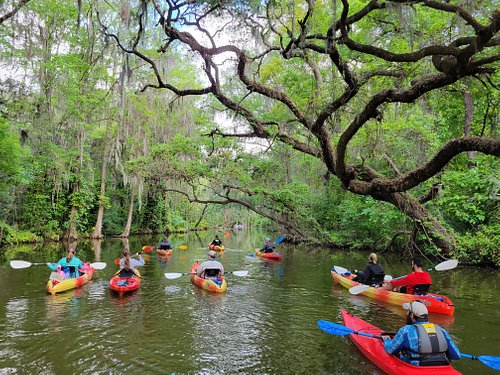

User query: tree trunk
[90,239,102,261]
[463,90,476,167]
[91,152,108,239]
[375,191,455,256]
[119,182,135,238]
[63,205,79,241]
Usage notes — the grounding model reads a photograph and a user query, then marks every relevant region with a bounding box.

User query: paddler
[196,250,224,279]
[382,301,460,366]
[47,246,84,278]
[382,256,432,295]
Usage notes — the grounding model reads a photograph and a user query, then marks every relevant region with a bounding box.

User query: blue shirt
[384,322,461,365]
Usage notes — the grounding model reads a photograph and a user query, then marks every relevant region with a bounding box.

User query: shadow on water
[0,230,498,374]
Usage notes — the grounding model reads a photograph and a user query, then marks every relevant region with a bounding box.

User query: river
[0,231,498,374]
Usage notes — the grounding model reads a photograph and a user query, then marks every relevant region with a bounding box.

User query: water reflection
[0,234,498,374]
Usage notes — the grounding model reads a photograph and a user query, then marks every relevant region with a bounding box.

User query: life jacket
[407,323,449,366]
[62,266,79,278]
[365,263,385,285]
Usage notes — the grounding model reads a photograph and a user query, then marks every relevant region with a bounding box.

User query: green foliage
[454,224,500,267]
[0,119,22,191]
[435,158,498,230]
[0,221,42,245]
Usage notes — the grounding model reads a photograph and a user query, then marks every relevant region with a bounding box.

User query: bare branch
[0,0,30,24]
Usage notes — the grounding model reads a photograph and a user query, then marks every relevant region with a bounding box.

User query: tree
[104,0,499,255]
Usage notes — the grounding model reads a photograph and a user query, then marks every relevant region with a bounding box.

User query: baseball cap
[208,250,217,257]
[402,301,428,317]
[265,237,271,241]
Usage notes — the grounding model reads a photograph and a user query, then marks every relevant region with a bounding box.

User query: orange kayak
[190,262,227,293]
[332,266,454,315]
[209,244,224,251]
[157,249,172,256]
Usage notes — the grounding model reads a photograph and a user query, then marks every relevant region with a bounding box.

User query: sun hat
[402,301,428,317]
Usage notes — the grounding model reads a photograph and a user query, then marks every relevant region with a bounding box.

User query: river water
[0,231,498,374]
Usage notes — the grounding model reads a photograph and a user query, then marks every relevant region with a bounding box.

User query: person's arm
[388,274,410,287]
[119,258,125,269]
[442,329,461,360]
[384,327,409,355]
[47,263,57,271]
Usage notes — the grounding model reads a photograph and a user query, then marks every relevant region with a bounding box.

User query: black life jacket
[119,268,136,278]
[204,269,220,278]
[411,323,449,366]
[365,263,385,285]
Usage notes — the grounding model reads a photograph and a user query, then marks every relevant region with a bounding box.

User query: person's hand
[381,335,390,341]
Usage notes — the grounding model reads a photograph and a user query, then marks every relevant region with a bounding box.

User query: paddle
[348,275,393,295]
[164,270,249,280]
[348,259,458,295]
[317,320,500,370]
[114,251,145,265]
[392,259,459,281]
[10,260,107,270]
[460,353,500,371]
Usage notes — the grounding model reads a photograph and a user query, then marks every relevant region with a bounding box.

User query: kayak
[157,249,172,256]
[190,262,227,293]
[255,249,282,260]
[209,244,224,251]
[142,245,154,253]
[47,263,94,295]
[341,310,461,374]
[331,266,454,315]
[109,269,141,295]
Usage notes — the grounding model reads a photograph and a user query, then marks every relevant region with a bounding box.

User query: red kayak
[341,310,461,374]
[109,269,141,296]
[255,249,282,260]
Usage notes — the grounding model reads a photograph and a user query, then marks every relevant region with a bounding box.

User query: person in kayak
[210,235,223,247]
[353,253,385,285]
[258,238,276,253]
[382,256,432,295]
[48,248,84,278]
[383,301,460,366]
[158,238,172,250]
[196,250,224,279]
[119,250,145,278]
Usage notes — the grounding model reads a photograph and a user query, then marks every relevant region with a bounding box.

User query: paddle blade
[231,270,249,277]
[276,236,285,243]
[10,260,33,269]
[317,320,353,336]
[461,353,500,370]
[478,355,500,370]
[179,245,188,249]
[349,284,370,295]
[164,272,184,280]
[434,259,458,271]
[90,262,107,270]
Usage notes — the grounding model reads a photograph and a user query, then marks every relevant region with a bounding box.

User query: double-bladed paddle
[317,319,500,370]
[10,260,107,270]
[164,270,249,279]
[348,259,459,295]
